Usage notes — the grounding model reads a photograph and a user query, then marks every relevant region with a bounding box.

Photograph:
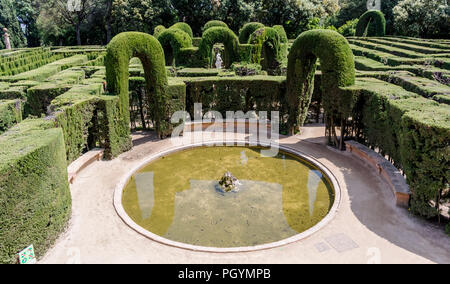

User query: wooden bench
[345,140,411,208]
[67,148,104,184]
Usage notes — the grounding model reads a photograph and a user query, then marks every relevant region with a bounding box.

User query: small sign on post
[18,245,36,264]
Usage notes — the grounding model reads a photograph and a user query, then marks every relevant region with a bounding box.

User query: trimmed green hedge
[239,22,265,44]
[355,11,386,37]
[170,23,194,39]
[203,20,228,32]
[248,27,282,70]
[181,76,287,121]
[0,100,22,134]
[105,32,169,142]
[273,25,288,44]
[153,25,166,38]
[157,29,193,66]
[0,118,71,264]
[344,77,450,218]
[287,29,355,133]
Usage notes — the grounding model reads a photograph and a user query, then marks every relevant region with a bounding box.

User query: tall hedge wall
[0,119,71,264]
[287,29,355,133]
[248,27,282,70]
[355,10,386,37]
[105,32,169,141]
[344,78,450,218]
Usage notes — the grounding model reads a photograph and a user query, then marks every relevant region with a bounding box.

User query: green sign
[18,245,36,264]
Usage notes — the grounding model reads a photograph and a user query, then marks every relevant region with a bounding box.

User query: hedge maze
[0,20,449,263]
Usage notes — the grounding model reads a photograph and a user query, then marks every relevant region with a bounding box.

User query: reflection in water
[307,170,323,217]
[135,172,155,220]
[122,147,333,248]
[165,180,298,247]
[240,151,248,165]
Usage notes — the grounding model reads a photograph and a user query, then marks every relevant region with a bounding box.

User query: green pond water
[122,146,334,248]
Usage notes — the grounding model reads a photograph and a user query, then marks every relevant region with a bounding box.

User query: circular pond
[114,143,340,252]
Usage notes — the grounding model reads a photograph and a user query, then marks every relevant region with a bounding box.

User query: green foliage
[25,83,72,116]
[346,78,450,218]
[446,223,450,236]
[181,75,287,120]
[0,99,22,134]
[203,20,228,32]
[248,27,282,70]
[170,22,194,39]
[0,0,27,48]
[198,27,240,68]
[0,118,71,264]
[338,19,359,37]
[355,10,386,37]
[157,28,193,66]
[287,29,355,132]
[393,0,449,38]
[272,25,288,43]
[239,22,264,44]
[153,25,166,38]
[105,32,169,142]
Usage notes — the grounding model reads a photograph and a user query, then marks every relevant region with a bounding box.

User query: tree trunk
[76,23,81,45]
[105,0,113,44]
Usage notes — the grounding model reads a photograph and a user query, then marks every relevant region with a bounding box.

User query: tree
[36,0,97,45]
[0,0,27,48]
[393,0,449,38]
[255,0,339,39]
[13,0,40,47]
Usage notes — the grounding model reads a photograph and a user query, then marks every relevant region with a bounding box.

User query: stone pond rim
[113,140,342,253]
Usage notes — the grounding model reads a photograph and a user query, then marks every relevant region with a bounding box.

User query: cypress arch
[355,10,386,37]
[157,28,193,66]
[248,27,282,70]
[286,29,355,134]
[105,32,169,137]
[239,22,265,44]
[198,27,239,68]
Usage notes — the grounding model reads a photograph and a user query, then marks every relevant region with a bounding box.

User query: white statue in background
[215,52,223,69]
[367,0,381,11]
[2,28,11,50]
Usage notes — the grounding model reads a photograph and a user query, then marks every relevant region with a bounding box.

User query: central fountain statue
[218,171,242,193]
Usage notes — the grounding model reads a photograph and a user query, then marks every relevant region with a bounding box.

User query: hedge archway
[170,22,194,39]
[286,30,355,141]
[105,32,169,138]
[355,10,386,37]
[248,27,282,71]
[273,25,288,43]
[203,20,228,32]
[157,28,193,66]
[239,22,265,44]
[198,27,239,68]
[153,25,166,38]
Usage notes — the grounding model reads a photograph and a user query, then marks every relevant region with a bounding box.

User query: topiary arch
[157,28,193,66]
[248,27,282,71]
[203,20,228,32]
[170,22,194,39]
[105,32,169,140]
[286,29,355,144]
[198,27,239,68]
[239,22,265,44]
[355,10,386,37]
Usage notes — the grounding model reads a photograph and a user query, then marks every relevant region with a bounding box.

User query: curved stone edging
[113,139,342,253]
